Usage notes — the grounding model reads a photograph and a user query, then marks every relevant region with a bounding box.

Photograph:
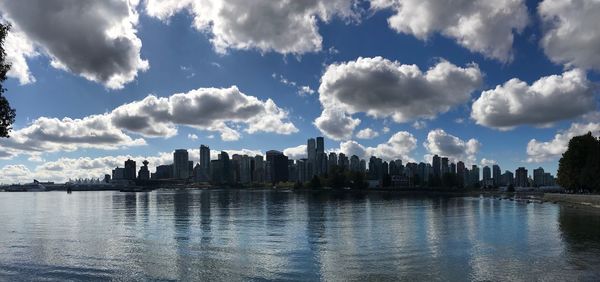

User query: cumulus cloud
[423,129,480,164]
[144,0,361,55]
[412,120,427,130]
[471,69,596,130]
[283,144,307,160]
[526,122,600,163]
[539,0,600,70]
[4,28,38,84]
[314,108,361,141]
[370,0,528,62]
[111,86,298,141]
[0,86,296,159]
[338,131,417,162]
[316,57,482,139]
[0,0,148,89]
[356,128,379,139]
[480,158,497,166]
[0,115,146,159]
[187,133,198,140]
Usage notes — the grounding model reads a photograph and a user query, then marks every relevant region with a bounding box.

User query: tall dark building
[173,149,189,179]
[219,151,232,184]
[432,155,441,178]
[200,144,210,170]
[441,157,449,175]
[492,164,501,186]
[266,150,289,183]
[515,167,528,187]
[138,160,150,180]
[482,166,491,180]
[154,164,173,179]
[124,159,136,180]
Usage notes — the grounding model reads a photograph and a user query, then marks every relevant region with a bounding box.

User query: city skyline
[97,135,554,190]
[1,0,600,184]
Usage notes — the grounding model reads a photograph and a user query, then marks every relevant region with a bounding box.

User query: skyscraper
[515,167,528,187]
[173,149,190,179]
[307,138,316,177]
[200,144,210,170]
[124,159,136,180]
[441,157,449,175]
[266,150,289,183]
[492,164,501,186]
[432,155,441,178]
[482,166,491,180]
[533,167,545,187]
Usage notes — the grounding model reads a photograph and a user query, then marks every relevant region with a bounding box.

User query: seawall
[543,193,600,208]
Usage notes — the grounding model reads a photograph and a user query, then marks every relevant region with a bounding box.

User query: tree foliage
[0,23,15,138]
[557,132,600,192]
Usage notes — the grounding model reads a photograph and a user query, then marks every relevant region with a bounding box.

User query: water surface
[0,190,599,281]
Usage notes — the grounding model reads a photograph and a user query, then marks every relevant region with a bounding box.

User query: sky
[0,0,599,184]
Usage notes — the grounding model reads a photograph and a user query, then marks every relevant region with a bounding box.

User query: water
[0,190,599,281]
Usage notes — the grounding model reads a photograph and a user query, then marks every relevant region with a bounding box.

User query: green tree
[309,175,321,189]
[557,132,600,192]
[0,23,15,138]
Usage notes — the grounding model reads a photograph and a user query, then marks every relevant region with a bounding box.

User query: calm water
[0,190,599,281]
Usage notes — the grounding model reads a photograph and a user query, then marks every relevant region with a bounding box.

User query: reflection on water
[0,190,599,281]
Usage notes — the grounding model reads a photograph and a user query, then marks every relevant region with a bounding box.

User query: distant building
[441,157,449,175]
[266,150,288,183]
[154,164,173,179]
[307,138,316,177]
[112,167,124,180]
[501,170,514,186]
[432,155,441,178]
[138,160,150,180]
[104,174,111,183]
[533,167,545,187]
[515,167,528,187]
[124,159,136,180]
[483,166,491,181]
[173,149,190,179]
[350,155,360,172]
[492,165,501,186]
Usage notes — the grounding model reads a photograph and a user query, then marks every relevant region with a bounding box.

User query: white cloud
[283,144,307,160]
[338,131,417,162]
[314,108,361,141]
[423,129,480,164]
[315,56,482,139]
[144,0,361,55]
[0,0,149,89]
[526,122,600,163]
[371,0,528,62]
[0,115,146,159]
[298,86,316,96]
[356,128,379,139]
[111,86,298,141]
[471,69,596,130]
[187,133,198,140]
[4,28,38,84]
[412,120,426,130]
[382,126,390,133]
[480,158,497,166]
[539,0,600,70]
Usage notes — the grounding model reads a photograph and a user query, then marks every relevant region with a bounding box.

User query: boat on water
[5,180,47,192]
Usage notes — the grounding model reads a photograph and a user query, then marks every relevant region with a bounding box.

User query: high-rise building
[240,155,251,184]
[173,149,190,179]
[124,159,136,180]
[253,155,265,183]
[483,166,491,180]
[515,167,528,187]
[154,164,173,179]
[533,167,545,187]
[360,159,366,173]
[328,152,338,170]
[492,165,501,186]
[450,163,456,175]
[350,155,360,172]
[266,150,289,183]
[138,160,150,180]
[112,167,125,180]
[432,155,441,178]
[441,157,449,175]
[457,161,465,176]
[471,165,480,186]
[307,138,316,177]
[501,170,514,186]
[200,145,210,171]
[219,151,232,184]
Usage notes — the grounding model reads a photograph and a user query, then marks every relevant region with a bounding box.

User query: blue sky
[0,0,599,183]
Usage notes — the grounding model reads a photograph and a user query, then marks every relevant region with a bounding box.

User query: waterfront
[0,190,599,281]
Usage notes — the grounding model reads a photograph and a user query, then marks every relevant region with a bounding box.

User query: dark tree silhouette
[0,23,15,138]
[557,132,600,192]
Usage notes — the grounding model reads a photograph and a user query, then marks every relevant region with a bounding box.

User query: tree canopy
[557,132,600,192]
[0,23,15,138]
